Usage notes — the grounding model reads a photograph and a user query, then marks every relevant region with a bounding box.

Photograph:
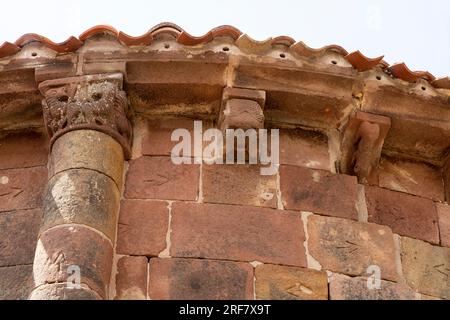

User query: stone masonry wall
[0,115,449,300]
[111,116,449,300]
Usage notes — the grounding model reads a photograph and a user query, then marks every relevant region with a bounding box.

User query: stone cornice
[0,34,449,167]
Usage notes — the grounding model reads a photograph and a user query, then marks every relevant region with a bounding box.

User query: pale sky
[1,0,449,77]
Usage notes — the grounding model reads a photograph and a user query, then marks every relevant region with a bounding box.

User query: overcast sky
[1,0,448,77]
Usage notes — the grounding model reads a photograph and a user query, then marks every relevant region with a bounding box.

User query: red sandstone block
[0,166,47,212]
[0,131,48,169]
[279,129,330,170]
[436,203,450,247]
[0,265,33,300]
[0,209,41,266]
[365,186,439,244]
[116,200,169,256]
[115,256,148,300]
[378,157,444,201]
[280,165,358,220]
[148,258,254,300]
[125,156,199,201]
[142,118,212,157]
[33,225,113,298]
[170,202,306,266]
[202,164,277,208]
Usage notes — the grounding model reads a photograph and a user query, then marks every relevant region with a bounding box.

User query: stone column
[29,73,132,300]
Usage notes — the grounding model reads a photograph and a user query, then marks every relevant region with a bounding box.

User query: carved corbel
[218,87,266,161]
[218,87,266,131]
[340,111,391,185]
[38,73,133,159]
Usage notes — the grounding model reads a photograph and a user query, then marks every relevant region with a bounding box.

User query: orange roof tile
[0,23,447,88]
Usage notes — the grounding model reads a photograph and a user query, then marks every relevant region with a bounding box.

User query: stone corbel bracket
[38,73,133,159]
[218,87,266,131]
[340,111,391,185]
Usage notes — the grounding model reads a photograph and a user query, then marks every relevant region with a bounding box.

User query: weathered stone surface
[0,265,33,300]
[378,157,444,201]
[329,273,416,300]
[222,87,266,107]
[401,236,450,299]
[50,130,124,187]
[308,215,398,281]
[142,118,212,157]
[29,283,102,300]
[365,186,439,244]
[279,129,330,170]
[125,156,199,201]
[39,73,132,159]
[219,99,264,130]
[436,203,450,247]
[0,209,41,266]
[255,264,328,300]
[115,256,148,300]
[202,164,277,208]
[116,200,168,256]
[33,225,113,298]
[148,258,253,300]
[170,202,306,266]
[0,131,48,169]
[42,169,120,241]
[0,166,47,212]
[280,165,358,220]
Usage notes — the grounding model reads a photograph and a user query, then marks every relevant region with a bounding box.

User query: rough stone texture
[401,236,450,299]
[0,265,33,300]
[436,203,450,247]
[0,131,48,169]
[329,273,417,300]
[142,118,213,157]
[33,225,113,298]
[219,99,264,130]
[115,256,148,300]
[308,215,398,281]
[50,130,124,187]
[0,166,47,212]
[365,186,439,244]
[116,200,168,256]
[148,258,253,300]
[378,157,444,201]
[278,128,330,170]
[125,156,199,201]
[42,169,120,241]
[0,209,41,266]
[280,165,358,220]
[170,202,306,266]
[255,264,328,300]
[202,164,277,208]
[29,283,102,300]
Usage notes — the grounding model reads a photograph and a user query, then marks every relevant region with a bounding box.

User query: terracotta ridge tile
[78,25,119,41]
[290,41,348,57]
[210,25,242,40]
[0,41,20,58]
[118,31,153,46]
[14,34,82,53]
[177,30,213,46]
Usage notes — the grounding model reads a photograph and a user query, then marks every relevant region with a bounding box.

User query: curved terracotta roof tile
[0,23,446,88]
[0,42,21,58]
[177,30,213,46]
[271,36,295,47]
[290,41,348,57]
[235,34,273,54]
[210,25,242,40]
[389,63,436,83]
[432,77,450,90]
[79,25,119,41]
[149,22,182,38]
[345,51,385,71]
[14,34,83,53]
[118,31,153,46]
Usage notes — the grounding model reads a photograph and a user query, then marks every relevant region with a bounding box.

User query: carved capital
[218,87,266,131]
[340,111,391,185]
[38,73,132,158]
